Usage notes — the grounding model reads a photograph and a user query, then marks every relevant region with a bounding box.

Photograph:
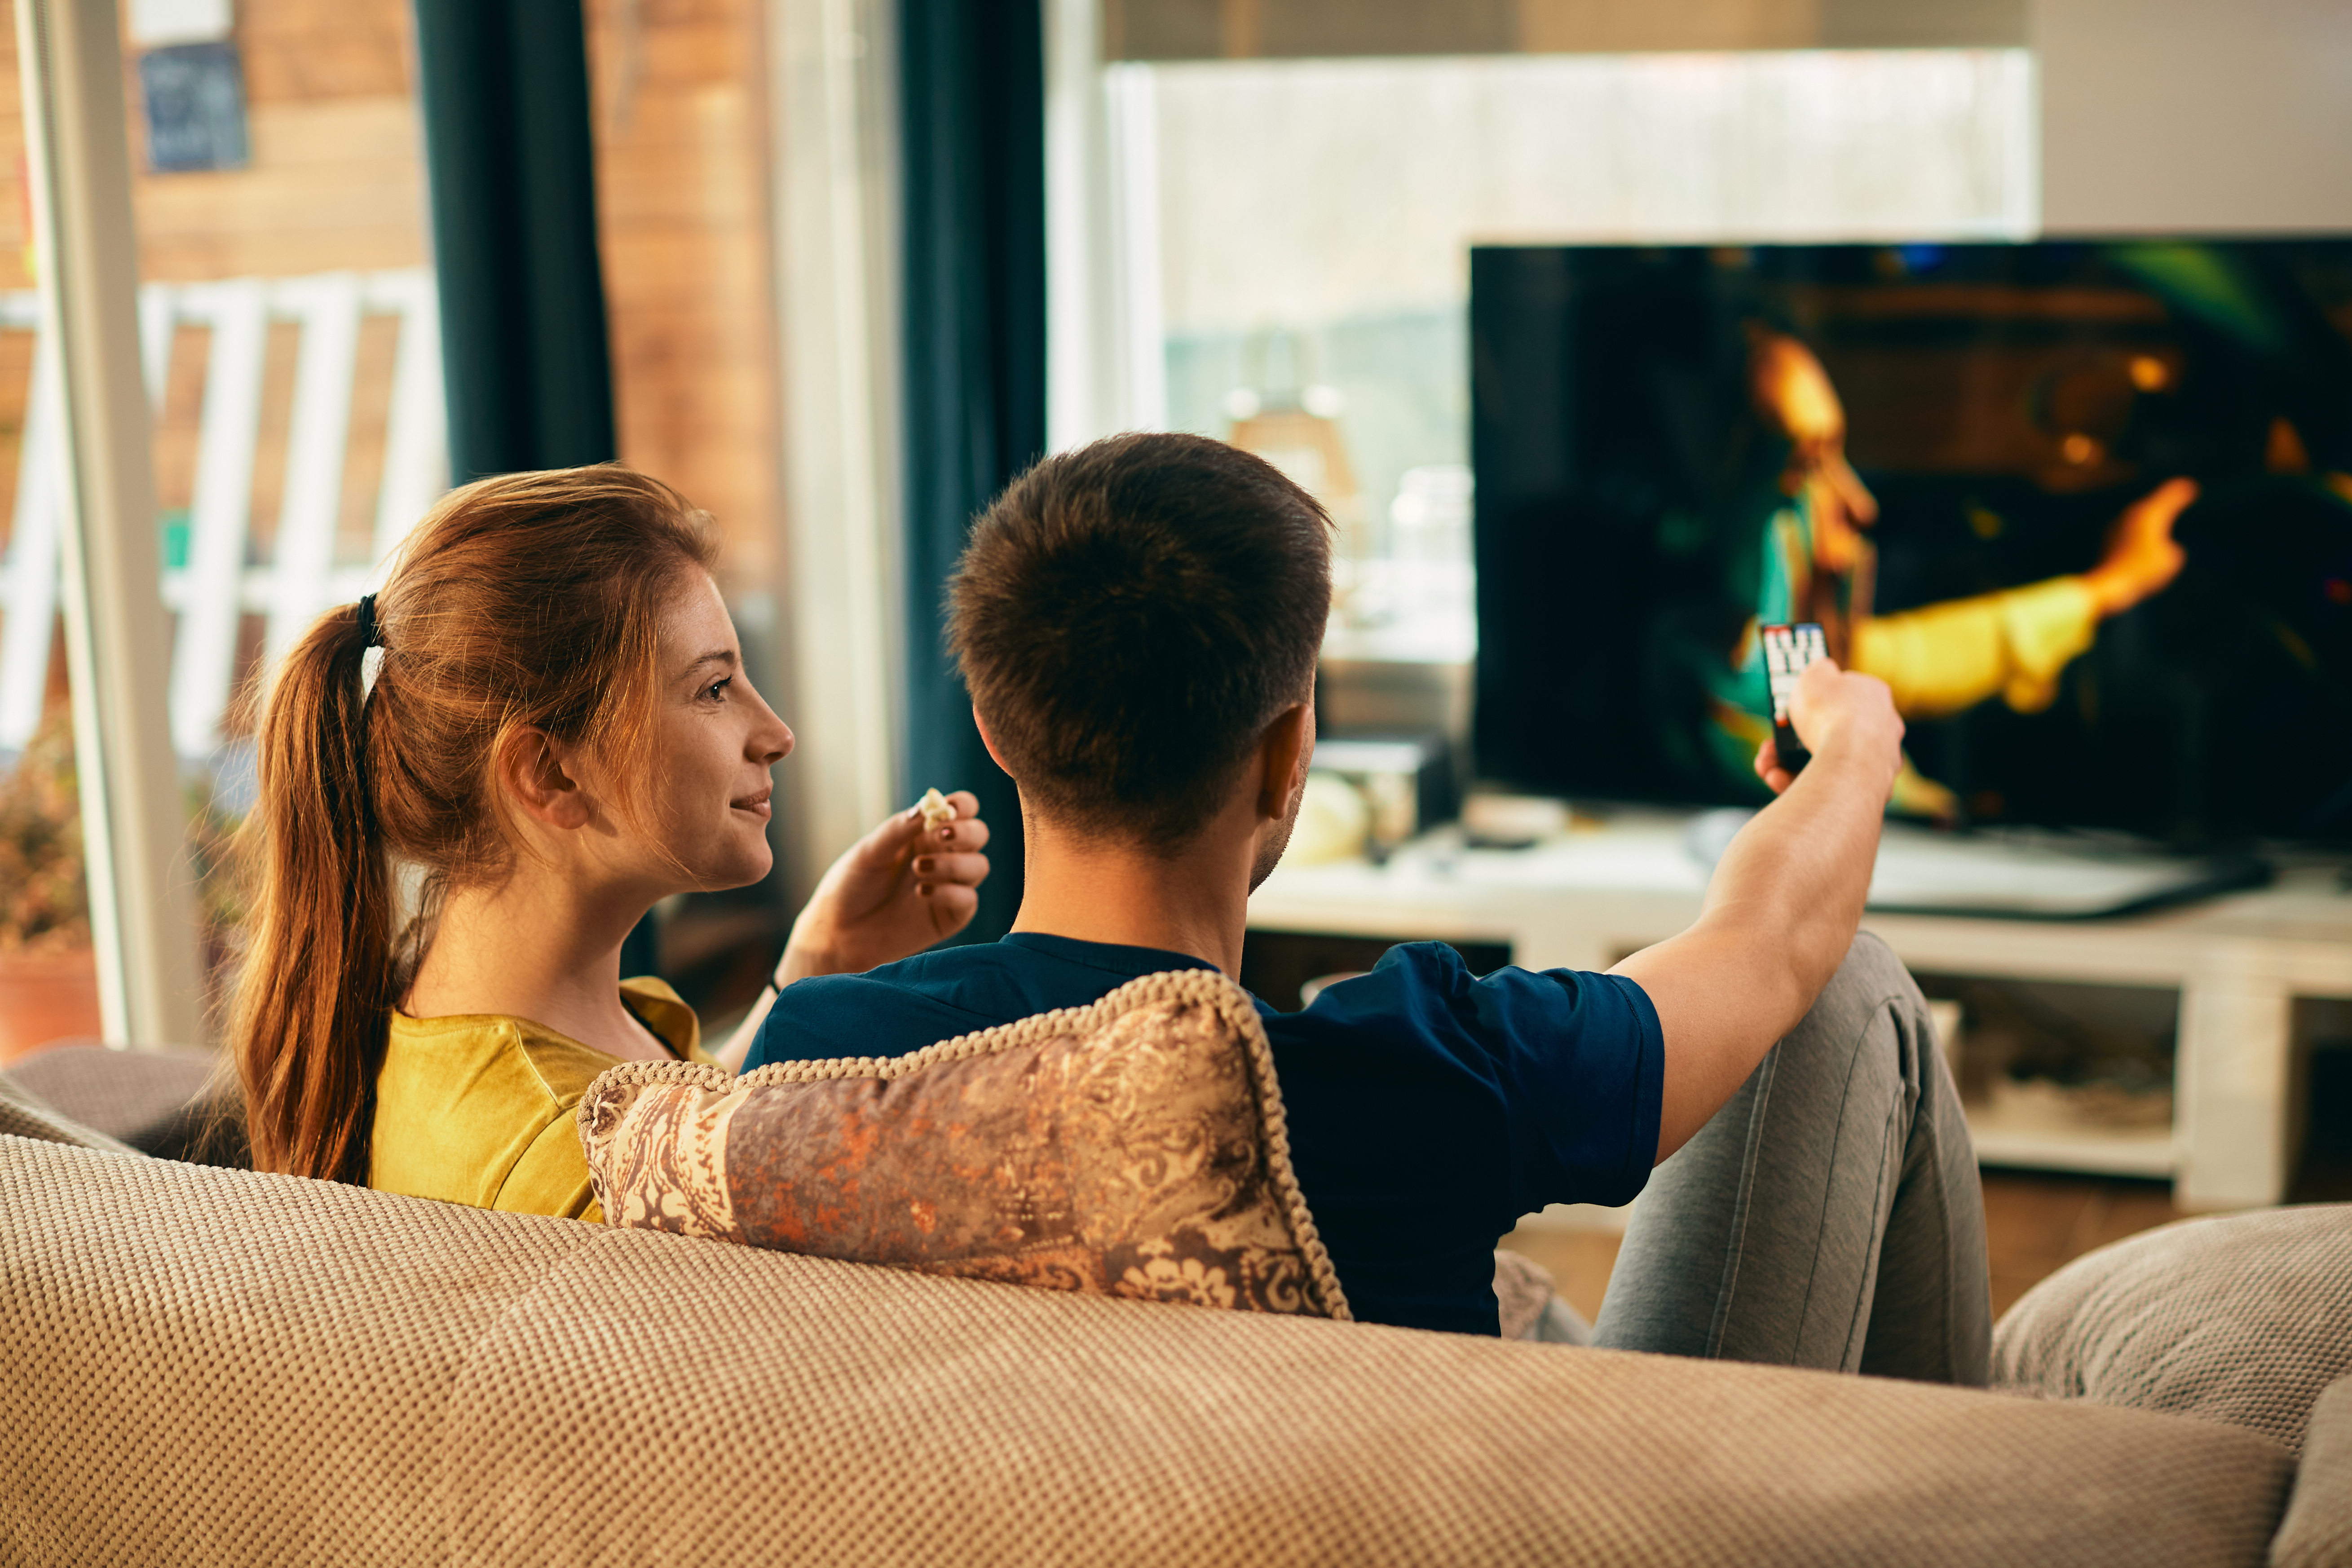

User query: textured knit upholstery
[4,1044,242,1165]
[2273,1376,2352,1568]
[0,1135,2299,1567]
[0,1065,136,1154]
[1993,1205,2352,1453]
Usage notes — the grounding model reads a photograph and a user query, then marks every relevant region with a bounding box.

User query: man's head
[949,433,1331,868]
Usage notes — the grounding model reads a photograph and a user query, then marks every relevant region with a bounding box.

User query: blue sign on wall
[139,40,250,174]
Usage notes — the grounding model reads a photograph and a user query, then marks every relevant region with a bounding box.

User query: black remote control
[1761,622,1827,774]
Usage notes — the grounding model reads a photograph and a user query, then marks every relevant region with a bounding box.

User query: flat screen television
[1469,239,2352,848]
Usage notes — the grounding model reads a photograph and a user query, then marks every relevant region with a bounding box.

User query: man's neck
[1008,805,1256,975]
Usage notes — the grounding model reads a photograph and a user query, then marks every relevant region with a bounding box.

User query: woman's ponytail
[231,601,393,1183]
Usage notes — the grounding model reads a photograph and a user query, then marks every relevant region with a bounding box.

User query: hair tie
[354,593,381,649]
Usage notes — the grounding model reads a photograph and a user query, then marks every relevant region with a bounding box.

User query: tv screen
[1470,240,2352,846]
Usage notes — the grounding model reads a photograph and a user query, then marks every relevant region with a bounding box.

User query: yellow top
[368,976,710,1223]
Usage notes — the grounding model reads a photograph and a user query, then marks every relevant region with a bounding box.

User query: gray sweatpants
[1579,931,1993,1385]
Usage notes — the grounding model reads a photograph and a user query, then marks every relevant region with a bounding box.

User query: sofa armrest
[1992,1205,2352,1454]
[0,1065,137,1154]
[4,1044,245,1166]
[2273,1375,2352,1568]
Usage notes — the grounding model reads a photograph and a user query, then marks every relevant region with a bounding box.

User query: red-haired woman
[231,465,989,1219]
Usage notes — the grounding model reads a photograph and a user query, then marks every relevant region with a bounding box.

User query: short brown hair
[949,433,1331,852]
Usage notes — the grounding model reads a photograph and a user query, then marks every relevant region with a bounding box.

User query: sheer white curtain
[1117,48,2038,662]
[1155,50,2036,337]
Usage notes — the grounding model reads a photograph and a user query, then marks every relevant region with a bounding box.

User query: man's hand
[1752,657,1903,798]
[777,792,992,985]
[2081,477,2194,618]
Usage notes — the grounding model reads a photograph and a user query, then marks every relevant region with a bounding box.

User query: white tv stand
[1247,810,2352,1210]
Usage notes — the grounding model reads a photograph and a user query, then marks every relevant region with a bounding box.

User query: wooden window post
[15,0,205,1047]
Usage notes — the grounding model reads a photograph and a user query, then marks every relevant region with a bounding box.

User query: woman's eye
[703,677,733,702]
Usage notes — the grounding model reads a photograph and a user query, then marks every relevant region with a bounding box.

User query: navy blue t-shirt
[746,933,1664,1336]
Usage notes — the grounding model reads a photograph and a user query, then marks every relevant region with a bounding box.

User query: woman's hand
[776,791,992,985]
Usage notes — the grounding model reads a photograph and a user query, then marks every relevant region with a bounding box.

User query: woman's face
[625,570,795,893]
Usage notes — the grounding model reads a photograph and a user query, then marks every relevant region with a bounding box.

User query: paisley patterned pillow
[576,968,1350,1320]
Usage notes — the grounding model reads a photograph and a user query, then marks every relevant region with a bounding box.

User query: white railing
[0,268,446,758]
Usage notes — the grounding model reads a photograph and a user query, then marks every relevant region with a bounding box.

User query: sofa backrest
[0,1135,2298,1568]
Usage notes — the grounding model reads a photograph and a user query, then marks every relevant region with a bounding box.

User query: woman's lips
[732,787,773,821]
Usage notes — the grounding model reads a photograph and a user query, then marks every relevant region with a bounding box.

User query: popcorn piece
[916,787,955,832]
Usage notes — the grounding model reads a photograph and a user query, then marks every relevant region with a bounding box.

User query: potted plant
[0,710,99,1062]
[185,773,248,1022]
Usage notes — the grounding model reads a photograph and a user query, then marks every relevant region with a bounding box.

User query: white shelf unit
[1246,812,2352,1210]
[1962,1119,2174,1180]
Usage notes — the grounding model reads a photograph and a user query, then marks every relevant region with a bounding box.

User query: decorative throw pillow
[578,968,1351,1321]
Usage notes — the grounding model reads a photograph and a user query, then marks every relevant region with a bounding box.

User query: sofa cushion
[4,1043,245,1165]
[1991,1204,2352,1453]
[2273,1375,2352,1568]
[1492,1246,1559,1340]
[0,1134,2297,1567]
[0,1062,137,1154]
[579,968,1349,1319]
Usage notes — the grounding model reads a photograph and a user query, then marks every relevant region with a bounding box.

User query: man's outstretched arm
[1611,659,1906,1162]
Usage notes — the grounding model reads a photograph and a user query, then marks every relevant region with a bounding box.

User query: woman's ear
[496,725,592,830]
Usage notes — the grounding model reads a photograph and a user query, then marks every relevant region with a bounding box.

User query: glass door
[3,0,447,1047]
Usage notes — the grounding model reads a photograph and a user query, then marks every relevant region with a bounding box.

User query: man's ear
[1254,702,1313,822]
[971,705,1014,777]
[496,725,592,830]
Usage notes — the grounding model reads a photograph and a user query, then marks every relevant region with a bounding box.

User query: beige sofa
[0,1050,2344,1567]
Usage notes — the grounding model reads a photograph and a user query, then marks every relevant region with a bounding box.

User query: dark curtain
[899,0,1048,943]
[410,0,654,976]
[410,0,616,481]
